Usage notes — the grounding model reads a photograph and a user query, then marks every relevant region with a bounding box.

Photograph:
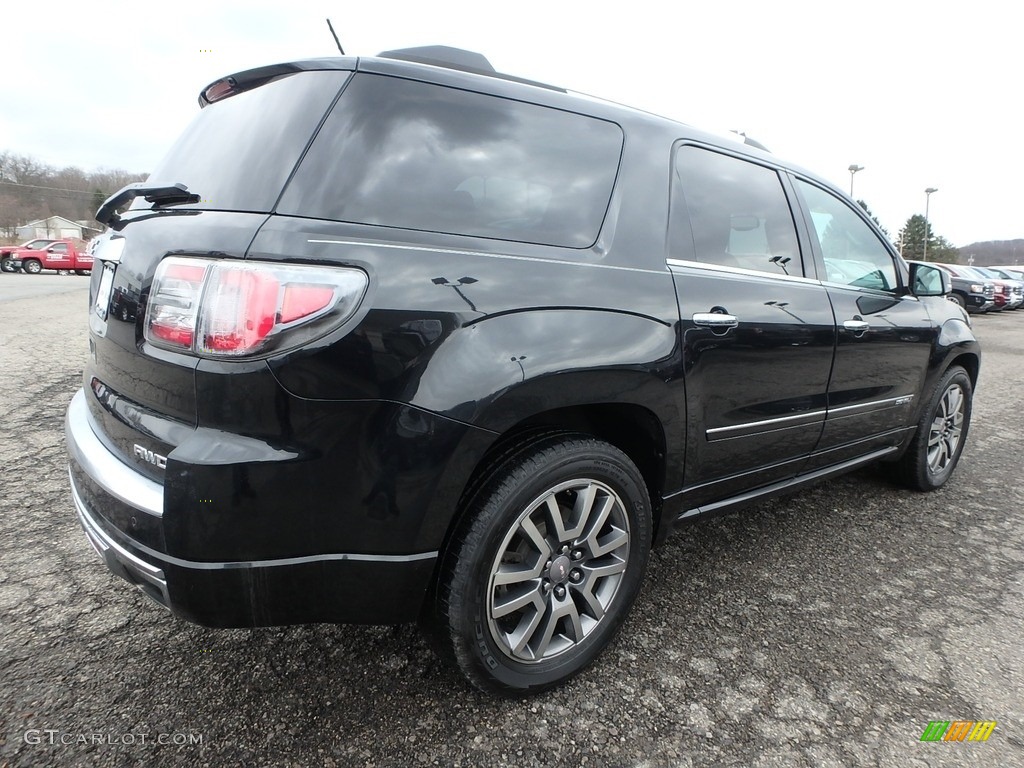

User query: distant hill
[960,239,1024,267]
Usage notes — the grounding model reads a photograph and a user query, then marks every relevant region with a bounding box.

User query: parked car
[7,239,93,275]
[920,261,995,313]
[936,263,1010,310]
[957,266,1018,310]
[972,266,1023,309]
[0,238,56,272]
[989,265,1024,282]
[67,46,981,695]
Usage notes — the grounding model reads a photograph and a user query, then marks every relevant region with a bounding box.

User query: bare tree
[0,150,146,234]
[0,194,33,238]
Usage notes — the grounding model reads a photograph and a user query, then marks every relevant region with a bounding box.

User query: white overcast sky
[2,0,1020,247]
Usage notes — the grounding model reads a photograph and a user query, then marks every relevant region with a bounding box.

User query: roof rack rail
[378,46,496,75]
[730,130,771,153]
[376,45,566,93]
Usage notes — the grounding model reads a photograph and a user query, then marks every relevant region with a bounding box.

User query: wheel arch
[418,396,678,624]
[891,332,980,464]
[949,350,980,387]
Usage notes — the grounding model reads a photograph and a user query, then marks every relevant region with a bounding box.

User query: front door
[791,178,935,467]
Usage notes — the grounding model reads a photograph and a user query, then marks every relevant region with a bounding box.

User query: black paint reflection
[432,275,479,312]
[278,74,623,248]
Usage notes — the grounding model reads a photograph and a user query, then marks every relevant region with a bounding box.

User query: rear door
[668,145,836,504]
[790,178,935,466]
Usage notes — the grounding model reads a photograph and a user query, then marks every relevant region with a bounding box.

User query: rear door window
[277,74,624,248]
[672,146,805,277]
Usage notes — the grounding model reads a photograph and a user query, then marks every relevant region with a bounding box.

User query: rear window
[139,71,350,214]
[276,74,624,248]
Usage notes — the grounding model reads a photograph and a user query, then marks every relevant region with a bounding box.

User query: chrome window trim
[312,239,670,276]
[818,278,919,300]
[665,258,820,285]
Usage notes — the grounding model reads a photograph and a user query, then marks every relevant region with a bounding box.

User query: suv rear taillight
[145,257,367,357]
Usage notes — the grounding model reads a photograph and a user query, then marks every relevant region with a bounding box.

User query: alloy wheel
[486,479,631,663]
[927,383,965,474]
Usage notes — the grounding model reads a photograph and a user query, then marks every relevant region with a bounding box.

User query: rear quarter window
[276,74,624,248]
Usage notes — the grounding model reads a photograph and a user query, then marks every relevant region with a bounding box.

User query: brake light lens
[145,257,367,357]
[202,77,238,104]
[148,262,208,348]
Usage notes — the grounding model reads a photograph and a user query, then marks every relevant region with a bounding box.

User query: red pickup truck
[1,238,56,272]
[5,239,93,275]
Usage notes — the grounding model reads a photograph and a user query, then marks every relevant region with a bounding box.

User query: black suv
[67,47,980,695]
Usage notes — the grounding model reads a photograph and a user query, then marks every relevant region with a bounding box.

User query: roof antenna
[326,18,345,55]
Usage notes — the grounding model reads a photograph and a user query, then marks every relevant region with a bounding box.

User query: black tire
[75,269,90,276]
[0,259,14,273]
[435,433,652,695]
[948,292,966,309]
[23,259,42,275]
[896,365,972,491]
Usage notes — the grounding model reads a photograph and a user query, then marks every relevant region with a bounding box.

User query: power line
[0,180,99,197]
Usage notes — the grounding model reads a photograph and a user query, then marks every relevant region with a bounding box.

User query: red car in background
[0,238,56,272]
[5,239,93,275]
[938,263,1011,310]
[972,266,1024,309]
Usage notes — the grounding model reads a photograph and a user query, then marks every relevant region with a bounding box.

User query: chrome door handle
[843,319,870,333]
[693,312,739,329]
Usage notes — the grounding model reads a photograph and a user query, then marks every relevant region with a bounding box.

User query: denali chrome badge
[133,444,167,469]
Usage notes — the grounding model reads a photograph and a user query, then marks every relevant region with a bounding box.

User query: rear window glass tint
[673,146,803,277]
[139,71,350,214]
[277,74,624,248]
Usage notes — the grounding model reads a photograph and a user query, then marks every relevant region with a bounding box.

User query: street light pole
[923,187,938,261]
[848,164,864,197]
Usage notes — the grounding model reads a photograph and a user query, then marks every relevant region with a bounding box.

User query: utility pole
[848,164,864,197]
[923,188,938,261]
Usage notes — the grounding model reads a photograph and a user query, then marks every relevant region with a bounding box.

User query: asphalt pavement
[1,276,1021,767]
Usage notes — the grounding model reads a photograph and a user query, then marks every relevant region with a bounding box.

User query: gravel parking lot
[1,275,1022,768]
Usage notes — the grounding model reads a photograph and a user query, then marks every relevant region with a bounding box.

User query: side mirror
[909,262,950,297]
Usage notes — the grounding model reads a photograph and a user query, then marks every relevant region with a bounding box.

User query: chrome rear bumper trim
[65,389,162,518]
[69,467,171,608]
